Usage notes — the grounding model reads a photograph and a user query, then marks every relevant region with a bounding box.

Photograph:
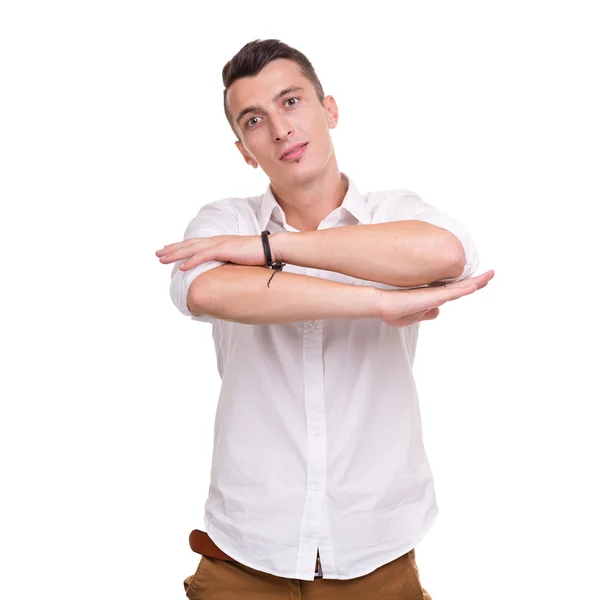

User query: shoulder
[187,193,263,228]
[196,192,263,217]
[366,187,424,221]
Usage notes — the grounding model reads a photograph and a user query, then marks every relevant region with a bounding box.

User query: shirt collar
[258,172,370,231]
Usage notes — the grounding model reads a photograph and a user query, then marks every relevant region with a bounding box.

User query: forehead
[226,58,310,114]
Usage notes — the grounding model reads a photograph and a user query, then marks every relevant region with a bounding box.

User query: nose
[270,114,293,142]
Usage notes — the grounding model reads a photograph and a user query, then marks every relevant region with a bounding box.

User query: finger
[468,271,494,291]
[158,243,213,264]
[408,283,478,314]
[422,311,439,321]
[382,310,428,327]
[178,253,213,271]
[381,281,476,321]
[416,307,440,322]
[446,270,495,291]
[383,306,439,327]
[155,239,196,256]
[158,249,192,264]
[437,284,479,303]
[155,238,214,256]
[468,270,494,289]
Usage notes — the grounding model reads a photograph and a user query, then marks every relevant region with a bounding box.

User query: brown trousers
[183,548,432,599]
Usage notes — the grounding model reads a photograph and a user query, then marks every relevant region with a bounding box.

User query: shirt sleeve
[384,190,479,284]
[169,200,239,324]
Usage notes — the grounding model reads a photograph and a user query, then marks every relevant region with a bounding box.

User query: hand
[376,270,494,327]
[155,235,267,270]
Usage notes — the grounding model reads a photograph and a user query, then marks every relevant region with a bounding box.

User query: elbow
[442,237,466,279]
[447,251,466,278]
[186,276,213,317]
[186,289,203,317]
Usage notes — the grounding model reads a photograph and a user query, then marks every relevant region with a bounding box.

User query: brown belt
[189,529,322,576]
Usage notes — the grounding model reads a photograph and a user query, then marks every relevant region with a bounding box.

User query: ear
[235,140,258,168]
[324,95,339,129]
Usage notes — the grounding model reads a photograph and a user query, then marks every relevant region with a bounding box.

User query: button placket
[297,309,328,578]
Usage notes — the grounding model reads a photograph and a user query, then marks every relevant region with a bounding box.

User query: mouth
[280,142,309,161]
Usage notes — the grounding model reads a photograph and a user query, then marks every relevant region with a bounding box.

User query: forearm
[270,221,465,288]
[188,263,380,325]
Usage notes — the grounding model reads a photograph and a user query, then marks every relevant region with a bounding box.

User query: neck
[269,160,348,232]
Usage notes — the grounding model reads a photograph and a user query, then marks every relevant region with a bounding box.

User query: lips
[280,142,308,160]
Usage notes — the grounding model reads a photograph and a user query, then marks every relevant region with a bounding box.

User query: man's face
[227,58,338,187]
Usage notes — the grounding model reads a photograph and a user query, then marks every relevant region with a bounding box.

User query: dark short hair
[222,39,325,139]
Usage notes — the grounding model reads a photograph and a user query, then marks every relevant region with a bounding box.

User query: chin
[288,167,322,186]
[268,162,309,184]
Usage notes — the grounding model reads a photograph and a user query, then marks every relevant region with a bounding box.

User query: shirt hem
[326,505,439,580]
[203,505,438,581]
[205,518,311,580]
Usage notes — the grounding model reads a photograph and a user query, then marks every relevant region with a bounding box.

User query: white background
[1,1,598,598]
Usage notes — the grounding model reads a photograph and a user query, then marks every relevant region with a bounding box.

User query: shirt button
[312,483,320,491]
[310,320,318,327]
[312,428,319,436]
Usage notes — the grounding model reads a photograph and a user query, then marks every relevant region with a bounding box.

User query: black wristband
[261,230,285,271]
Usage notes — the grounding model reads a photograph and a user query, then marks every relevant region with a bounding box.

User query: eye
[284,97,299,107]
[245,116,261,128]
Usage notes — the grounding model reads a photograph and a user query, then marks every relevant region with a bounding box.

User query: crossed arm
[268,221,465,287]
[157,220,465,289]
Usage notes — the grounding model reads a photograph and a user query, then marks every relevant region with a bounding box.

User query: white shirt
[169,173,479,581]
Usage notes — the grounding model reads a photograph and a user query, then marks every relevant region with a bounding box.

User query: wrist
[267,231,291,264]
[370,286,385,319]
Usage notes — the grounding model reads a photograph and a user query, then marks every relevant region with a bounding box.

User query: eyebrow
[235,86,305,127]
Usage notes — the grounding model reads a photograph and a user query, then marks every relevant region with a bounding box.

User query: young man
[156,39,493,599]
